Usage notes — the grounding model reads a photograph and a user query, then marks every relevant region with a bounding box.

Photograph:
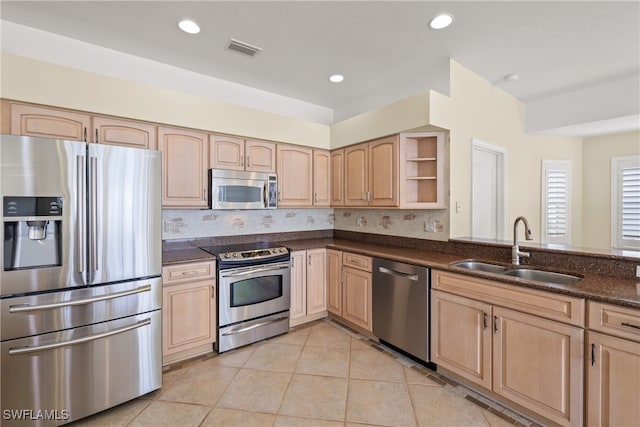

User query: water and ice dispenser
[3,197,62,270]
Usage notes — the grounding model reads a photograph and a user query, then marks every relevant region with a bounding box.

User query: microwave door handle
[263,182,268,208]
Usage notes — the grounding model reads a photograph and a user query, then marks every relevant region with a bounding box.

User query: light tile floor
[69,319,544,427]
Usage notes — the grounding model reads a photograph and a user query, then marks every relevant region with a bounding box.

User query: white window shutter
[613,156,640,250]
[541,160,571,245]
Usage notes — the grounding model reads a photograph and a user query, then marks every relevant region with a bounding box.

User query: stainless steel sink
[451,261,509,274]
[451,260,582,285]
[502,268,581,285]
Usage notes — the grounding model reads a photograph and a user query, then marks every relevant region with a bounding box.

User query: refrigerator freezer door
[1,310,162,426]
[87,143,161,285]
[0,135,86,296]
[1,277,162,341]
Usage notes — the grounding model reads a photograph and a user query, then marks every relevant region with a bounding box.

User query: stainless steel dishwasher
[372,258,430,363]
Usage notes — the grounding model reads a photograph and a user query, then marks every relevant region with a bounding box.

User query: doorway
[471,139,506,240]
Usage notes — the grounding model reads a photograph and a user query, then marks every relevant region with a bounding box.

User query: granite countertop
[162,247,216,265]
[163,237,640,309]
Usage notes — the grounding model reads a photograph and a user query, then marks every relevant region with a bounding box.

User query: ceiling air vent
[227,38,263,57]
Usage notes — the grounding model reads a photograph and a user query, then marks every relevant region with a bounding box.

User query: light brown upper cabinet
[209,133,276,173]
[7,101,159,150]
[344,135,399,207]
[313,149,330,207]
[93,116,157,149]
[399,132,445,208]
[330,149,344,206]
[277,144,314,207]
[9,102,91,142]
[158,126,209,208]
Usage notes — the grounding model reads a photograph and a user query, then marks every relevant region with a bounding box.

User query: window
[612,155,640,251]
[541,160,571,245]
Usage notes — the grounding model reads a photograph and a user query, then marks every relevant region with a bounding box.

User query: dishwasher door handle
[377,266,419,281]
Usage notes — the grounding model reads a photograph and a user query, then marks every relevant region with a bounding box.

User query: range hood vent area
[227,38,263,57]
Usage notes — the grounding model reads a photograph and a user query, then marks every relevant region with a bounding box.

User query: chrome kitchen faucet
[512,216,533,265]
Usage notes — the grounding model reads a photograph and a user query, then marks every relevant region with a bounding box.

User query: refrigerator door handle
[89,156,99,275]
[77,155,86,274]
[7,318,151,356]
[8,284,152,313]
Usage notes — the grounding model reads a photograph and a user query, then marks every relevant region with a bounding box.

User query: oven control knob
[233,252,239,258]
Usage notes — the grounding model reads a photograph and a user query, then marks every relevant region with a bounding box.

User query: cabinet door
[431,290,492,390]
[245,139,276,173]
[330,149,344,206]
[493,306,584,427]
[327,249,343,316]
[344,143,368,206]
[306,249,327,315]
[209,134,245,171]
[313,149,330,207]
[10,103,90,141]
[290,250,307,321]
[277,144,313,207]
[158,126,209,208]
[342,266,372,332]
[587,331,640,427]
[162,279,216,356]
[368,136,399,206]
[93,116,156,149]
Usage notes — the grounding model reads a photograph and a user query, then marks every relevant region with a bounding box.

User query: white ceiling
[1,1,639,135]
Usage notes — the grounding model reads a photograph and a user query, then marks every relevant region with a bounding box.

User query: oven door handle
[221,316,289,336]
[221,265,289,278]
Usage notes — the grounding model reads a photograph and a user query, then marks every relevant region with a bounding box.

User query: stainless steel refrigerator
[0,135,162,426]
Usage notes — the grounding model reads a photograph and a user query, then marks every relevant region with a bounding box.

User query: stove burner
[199,243,290,266]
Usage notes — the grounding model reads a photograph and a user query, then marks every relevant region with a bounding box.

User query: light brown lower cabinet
[290,248,327,327]
[327,250,372,333]
[431,270,584,427]
[431,290,492,389]
[586,331,640,427]
[162,261,216,365]
[327,249,343,315]
[586,301,640,427]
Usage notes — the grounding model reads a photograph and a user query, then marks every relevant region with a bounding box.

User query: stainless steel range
[199,244,291,353]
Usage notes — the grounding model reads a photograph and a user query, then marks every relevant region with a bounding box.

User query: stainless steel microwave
[209,169,277,210]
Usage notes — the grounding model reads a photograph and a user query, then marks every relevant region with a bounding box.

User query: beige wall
[330,92,432,147]
[1,53,595,245]
[0,53,331,148]
[582,130,640,249]
[429,60,583,243]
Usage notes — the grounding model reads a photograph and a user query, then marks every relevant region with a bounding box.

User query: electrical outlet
[455,201,462,213]
[424,221,436,232]
[636,265,640,278]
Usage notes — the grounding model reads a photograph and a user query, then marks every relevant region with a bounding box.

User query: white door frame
[471,139,507,240]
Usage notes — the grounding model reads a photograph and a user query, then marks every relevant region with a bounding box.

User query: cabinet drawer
[162,261,216,285]
[433,270,585,327]
[343,253,372,272]
[588,301,640,342]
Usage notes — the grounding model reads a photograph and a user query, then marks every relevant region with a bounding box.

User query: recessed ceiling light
[504,73,519,83]
[178,19,200,34]
[329,74,344,83]
[429,13,454,30]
